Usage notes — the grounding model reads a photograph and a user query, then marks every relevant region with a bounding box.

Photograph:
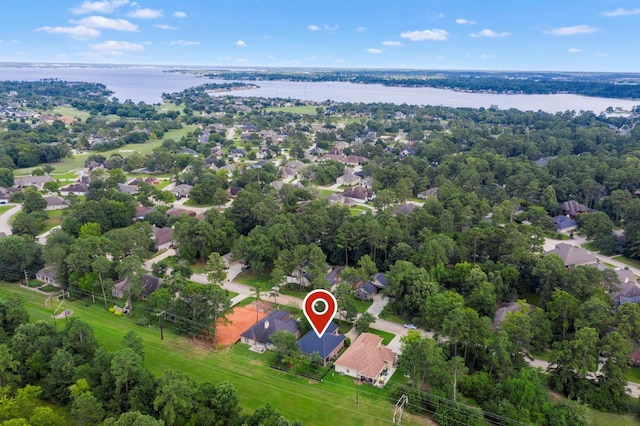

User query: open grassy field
[264,105,321,115]
[43,209,65,232]
[52,105,91,122]
[0,282,429,426]
[14,125,198,176]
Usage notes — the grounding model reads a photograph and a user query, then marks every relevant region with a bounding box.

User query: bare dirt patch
[215,305,268,347]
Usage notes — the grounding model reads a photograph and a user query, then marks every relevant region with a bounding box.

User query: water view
[0,66,638,113]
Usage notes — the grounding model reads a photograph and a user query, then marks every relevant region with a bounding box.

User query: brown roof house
[334,332,397,387]
[559,200,590,219]
[152,225,174,251]
[336,169,361,187]
[544,243,598,268]
[342,187,375,203]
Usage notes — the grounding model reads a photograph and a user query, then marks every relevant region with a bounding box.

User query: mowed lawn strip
[0,283,428,426]
[14,125,198,176]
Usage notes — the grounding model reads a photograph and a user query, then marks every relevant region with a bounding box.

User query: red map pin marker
[303,289,338,338]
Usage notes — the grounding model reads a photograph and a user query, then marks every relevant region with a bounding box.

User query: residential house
[171,184,193,199]
[36,266,59,287]
[166,207,196,218]
[179,148,199,156]
[417,187,439,200]
[152,225,174,251]
[0,187,20,201]
[544,243,598,268]
[559,200,590,219]
[117,183,138,195]
[336,170,361,187]
[554,215,578,233]
[393,203,419,216]
[240,310,300,350]
[112,274,162,300]
[227,186,243,198]
[493,302,534,329]
[342,187,375,203]
[296,321,345,366]
[136,203,155,220]
[360,176,374,189]
[372,273,388,291]
[13,174,52,190]
[43,196,68,210]
[334,333,397,387]
[345,155,368,166]
[60,182,89,196]
[611,269,640,306]
[354,281,378,301]
[229,148,247,160]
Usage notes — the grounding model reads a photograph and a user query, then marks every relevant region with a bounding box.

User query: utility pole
[157,311,164,340]
[23,270,29,286]
[393,394,408,425]
[355,376,359,406]
[62,291,68,326]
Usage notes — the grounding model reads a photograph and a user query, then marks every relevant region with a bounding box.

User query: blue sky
[1,0,640,71]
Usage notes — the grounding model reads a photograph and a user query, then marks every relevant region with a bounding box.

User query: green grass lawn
[589,409,640,426]
[0,204,14,215]
[581,242,599,252]
[378,305,408,325]
[0,282,426,426]
[43,209,66,232]
[234,271,274,291]
[365,328,396,345]
[318,188,340,196]
[613,256,640,270]
[14,125,198,176]
[52,105,91,122]
[352,297,373,313]
[264,105,321,115]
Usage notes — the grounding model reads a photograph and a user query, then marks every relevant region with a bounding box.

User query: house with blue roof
[296,321,345,366]
[354,281,378,301]
[554,215,577,233]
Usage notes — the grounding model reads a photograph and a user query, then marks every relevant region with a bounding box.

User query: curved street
[0,204,21,235]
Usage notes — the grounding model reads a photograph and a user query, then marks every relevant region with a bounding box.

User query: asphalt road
[0,204,21,235]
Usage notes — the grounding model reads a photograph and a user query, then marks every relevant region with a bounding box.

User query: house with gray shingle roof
[544,243,598,268]
[240,310,299,350]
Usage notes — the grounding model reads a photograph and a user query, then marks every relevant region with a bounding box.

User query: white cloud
[335,58,345,63]
[36,25,100,40]
[601,8,640,17]
[155,24,178,30]
[568,48,582,53]
[400,29,448,41]
[72,16,138,31]
[89,40,144,54]
[173,11,188,18]
[267,55,275,60]
[127,8,163,19]
[480,54,496,59]
[382,40,404,46]
[167,40,199,46]
[544,25,599,36]
[470,28,510,38]
[456,18,476,25]
[308,24,320,31]
[324,24,339,31]
[70,0,128,14]
[357,26,366,32]
[235,40,247,47]
[367,48,383,54]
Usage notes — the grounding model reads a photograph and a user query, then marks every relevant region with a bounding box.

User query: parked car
[403,323,417,330]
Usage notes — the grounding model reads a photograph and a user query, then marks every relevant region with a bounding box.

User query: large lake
[1,66,638,114]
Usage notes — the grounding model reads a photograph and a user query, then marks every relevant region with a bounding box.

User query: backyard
[0,282,429,426]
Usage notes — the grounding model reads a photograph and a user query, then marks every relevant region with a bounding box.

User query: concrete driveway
[0,204,21,235]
